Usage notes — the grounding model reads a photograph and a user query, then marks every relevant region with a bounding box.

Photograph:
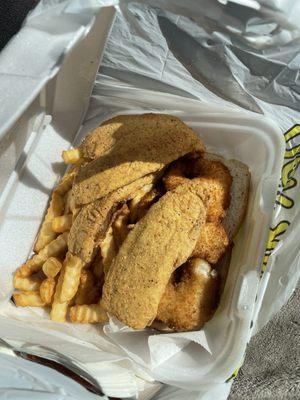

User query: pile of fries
[12,147,156,324]
[12,150,108,324]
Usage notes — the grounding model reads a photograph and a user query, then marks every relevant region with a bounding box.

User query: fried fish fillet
[68,173,159,263]
[156,258,219,331]
[80,113,205,161]
[193,178,229,222]
[163,157,232,222]
[73,114,204,205]
[192,158,232,211]
[192,222,229,264]
[102,182,207,330]
[201,153,250,238]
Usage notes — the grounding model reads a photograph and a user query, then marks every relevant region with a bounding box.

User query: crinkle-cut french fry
[17,233,68,278]
[51,301,69,322]
[35,169,78,252]
[59,253,84,302]
[69,304,107,324]
[13,291,45,307]
[40,278,56,304]
[42,257,62,278]
[112,205,130,250]
[62,148,81,164]
[75,271,100,305]
[99,227,116,275]
[34,191,64,252]
[52,214,73,233]
[55,167,78,196]
[13,272,42,291]
[50,267,69,322]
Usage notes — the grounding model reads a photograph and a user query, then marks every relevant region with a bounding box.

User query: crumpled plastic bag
[0,0,300,399]
[0,351,106,400]
[99,0,300,334]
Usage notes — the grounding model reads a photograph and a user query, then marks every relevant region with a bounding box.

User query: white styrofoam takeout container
[73,106,286,388]
[0,1,286,397]
[0,101,285,391]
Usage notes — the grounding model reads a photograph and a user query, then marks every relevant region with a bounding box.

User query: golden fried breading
[193,158,232,198]
[68,199,116,264]
[156,258,219,331]
[162,161,189,192]
[192,222,229,264]
[68,173,158,263]
[73,114,204,205]
[55,166,79,196]
[193,177,229,222]
[102,182,207,330]
[163,158,232,222]
[80,113,205,161]
[193,159,231,221]
[164,176,227,222]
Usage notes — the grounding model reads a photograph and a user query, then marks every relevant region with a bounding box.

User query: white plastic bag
[0,0,300,399]
[0,352,106,400]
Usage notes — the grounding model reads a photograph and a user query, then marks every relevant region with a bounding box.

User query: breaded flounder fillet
[73,114,204,205]
[102,182,207,330]
[80,113,205,161]
[68,173,158,263]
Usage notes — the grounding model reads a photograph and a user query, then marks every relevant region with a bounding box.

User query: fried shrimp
[157,258,219,331]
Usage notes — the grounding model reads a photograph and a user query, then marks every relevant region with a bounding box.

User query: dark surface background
[0,2,299,399]
[0,0,37,51]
